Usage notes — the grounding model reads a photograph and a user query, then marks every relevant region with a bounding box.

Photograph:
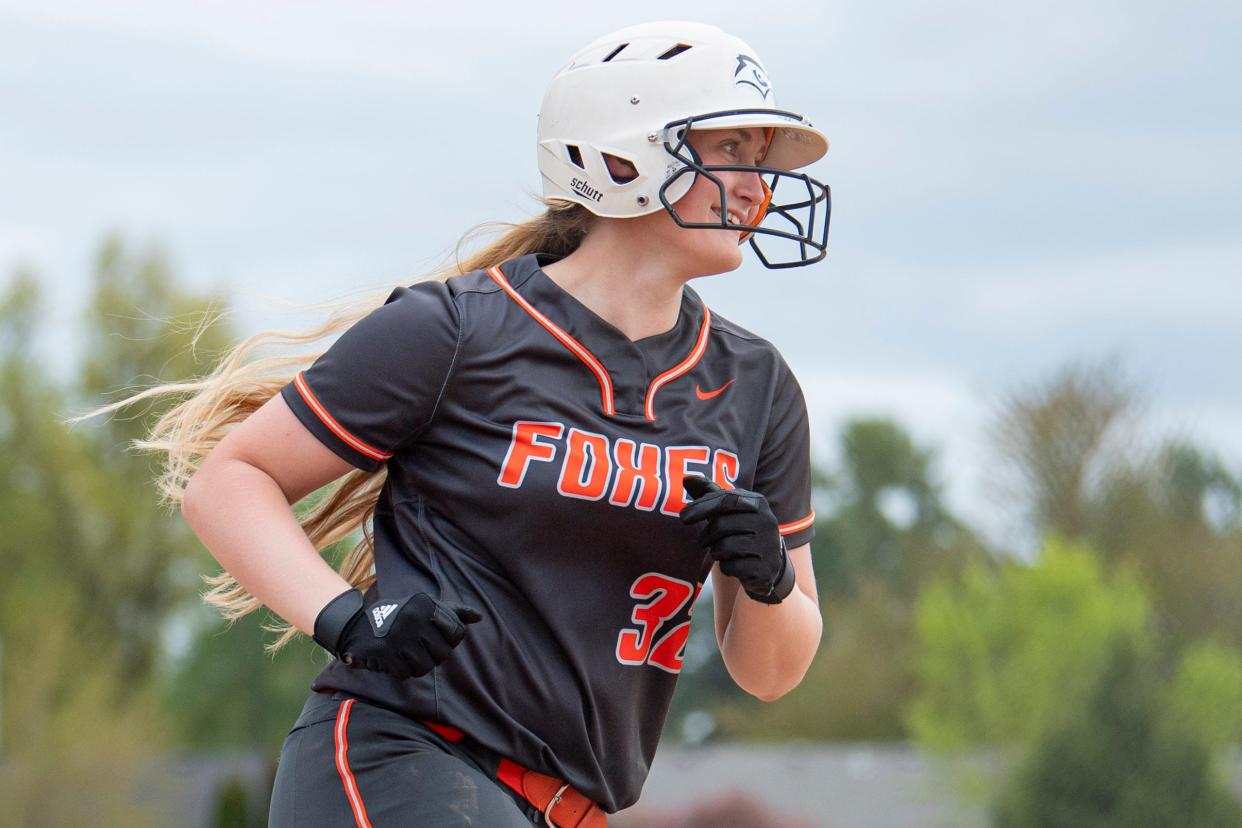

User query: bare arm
[180,392,360,635]
[712,542,821,701]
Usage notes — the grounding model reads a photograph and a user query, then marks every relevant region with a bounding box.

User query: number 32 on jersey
[616,573,702,673]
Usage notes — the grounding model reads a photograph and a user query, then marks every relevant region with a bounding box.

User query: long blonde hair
[68,199,594,653]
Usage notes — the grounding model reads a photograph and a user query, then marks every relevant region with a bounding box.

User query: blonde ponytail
[67,199,594,653]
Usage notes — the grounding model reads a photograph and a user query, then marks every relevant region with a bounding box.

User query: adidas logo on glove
[371,603,398,629]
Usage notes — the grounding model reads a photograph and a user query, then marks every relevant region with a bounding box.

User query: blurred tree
[990,359,1137,540]
[815,418,987,601]
[0,238,319,822]
[213,777,251,828]
[991,358,1242,657]
[67,237,324,749]
[67,235,236,686]
[0,265,166,826]
[1091,442,1242,655]
[993,636,1242,827]
[1165,640,1242,753]
[714,578,915,740]
[161,594,338,751]
[908,538,1150,750]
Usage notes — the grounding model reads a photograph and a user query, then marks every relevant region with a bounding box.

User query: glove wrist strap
[313,587,365,655]
[752,538,796,605]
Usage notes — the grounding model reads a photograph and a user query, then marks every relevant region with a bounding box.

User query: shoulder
[380,268,509,330]
[706,305,767,346]
[442,268,506,299]
[700,300,797,385]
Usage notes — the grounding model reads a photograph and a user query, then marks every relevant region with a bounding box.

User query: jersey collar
[487,253,712,421]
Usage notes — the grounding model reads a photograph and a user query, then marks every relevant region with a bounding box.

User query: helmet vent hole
[657,44,692,60]
[602,43,629,62]
[603,153,638,184]
[566,144,585,169]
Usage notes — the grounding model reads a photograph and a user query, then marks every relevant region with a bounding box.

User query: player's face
[663,127,769,276]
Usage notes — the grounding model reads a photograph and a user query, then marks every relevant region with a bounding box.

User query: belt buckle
[543,782,570,827]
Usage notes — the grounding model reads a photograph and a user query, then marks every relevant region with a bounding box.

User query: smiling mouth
[710,206,745,228]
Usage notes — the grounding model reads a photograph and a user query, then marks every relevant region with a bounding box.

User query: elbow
[180,465,219,528]
[745,674,804,702]
[723,654,808,702]
[751,686,791,703]
[181,470,205,521]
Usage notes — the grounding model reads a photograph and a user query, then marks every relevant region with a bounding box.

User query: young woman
[166,20,829,827]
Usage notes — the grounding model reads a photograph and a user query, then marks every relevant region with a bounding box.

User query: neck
[539,220,692,342]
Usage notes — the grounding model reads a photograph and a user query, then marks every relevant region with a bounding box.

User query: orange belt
[422,720,607,828]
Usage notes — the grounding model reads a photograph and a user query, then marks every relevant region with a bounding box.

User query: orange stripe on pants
[333,699,374,828]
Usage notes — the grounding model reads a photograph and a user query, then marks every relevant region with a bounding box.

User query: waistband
[419,717,606,828]
[298,691,606,828]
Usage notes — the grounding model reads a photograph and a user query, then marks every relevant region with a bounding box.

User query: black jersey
[279,252,815,812]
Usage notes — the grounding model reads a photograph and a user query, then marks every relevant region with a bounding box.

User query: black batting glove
[680,476,796,604]
[313,588,483,680]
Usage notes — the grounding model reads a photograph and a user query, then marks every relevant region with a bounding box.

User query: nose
[730,169,766,218]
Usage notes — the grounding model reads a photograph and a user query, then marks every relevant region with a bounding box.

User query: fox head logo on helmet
[733,55,771,100]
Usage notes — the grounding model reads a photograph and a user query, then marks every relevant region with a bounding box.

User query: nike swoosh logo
[695,379,735,401]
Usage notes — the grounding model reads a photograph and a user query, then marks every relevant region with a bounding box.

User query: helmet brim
[674,111,828,171]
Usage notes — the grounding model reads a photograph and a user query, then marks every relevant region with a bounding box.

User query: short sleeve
[279,279,460,472]
[753,359,816,548]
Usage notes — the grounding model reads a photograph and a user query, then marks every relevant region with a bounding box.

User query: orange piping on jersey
[778,510,816,536]
[487,265,616,416]
[643,304,712,421]
[334,699,374,828]
[293,371,393,463]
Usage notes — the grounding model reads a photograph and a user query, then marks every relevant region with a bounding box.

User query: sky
[2,0,1239,548]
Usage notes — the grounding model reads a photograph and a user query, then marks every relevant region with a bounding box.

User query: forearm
[181,458,351,635]
[719,578,822,701]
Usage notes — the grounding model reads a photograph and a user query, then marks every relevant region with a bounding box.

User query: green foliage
[814,418,988,602]
[1,236,236,693]
[1166,640,1242,752]
[1089,443,1242,656]
[993,637,1242,827]
[69,236,235,684]
[909,539,1150,750]
[992,359,1242,656]
[714,579,915,740]
[162,607,326,750]
[213,775,266,828]
[0,239,236,822]
[213,778,250,828]
[990,359,1136,540]
[0,588,168,827]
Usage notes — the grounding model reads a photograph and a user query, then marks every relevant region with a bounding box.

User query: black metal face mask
[658,109,832,270]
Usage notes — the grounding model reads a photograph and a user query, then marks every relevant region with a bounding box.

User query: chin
[687,235,745,278]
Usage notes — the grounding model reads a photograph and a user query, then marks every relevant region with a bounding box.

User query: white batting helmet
[537,21,832,268]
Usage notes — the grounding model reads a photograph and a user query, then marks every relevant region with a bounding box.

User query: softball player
[182,20,830,827]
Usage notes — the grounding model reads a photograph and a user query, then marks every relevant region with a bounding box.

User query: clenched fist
[680,476,796,604]
[313,588,482,680]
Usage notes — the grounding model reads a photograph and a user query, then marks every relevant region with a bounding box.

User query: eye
[718,139,765,167]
